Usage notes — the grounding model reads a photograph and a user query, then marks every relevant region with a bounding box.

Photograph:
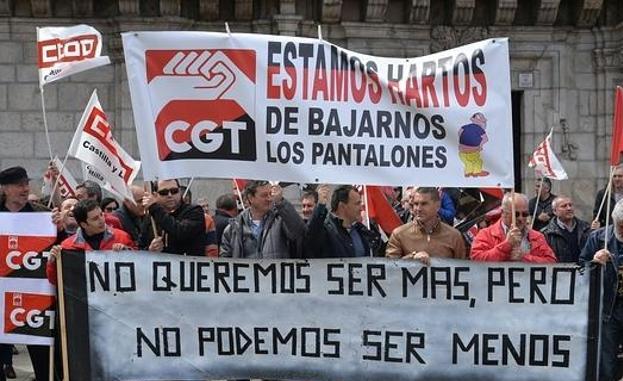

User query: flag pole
[529,176,545,230]
[510,189,516,228]
[595,167,616,227]
[183,177,194,200]
[362,185,371,229]
[39,85,54,162]
[47,150,71,208]
[604,166,615,251]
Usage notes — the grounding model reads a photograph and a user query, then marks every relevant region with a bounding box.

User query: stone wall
[1,0,622,218]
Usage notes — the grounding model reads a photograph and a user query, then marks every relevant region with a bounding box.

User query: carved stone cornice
[409,0,430,24]
[365,0,387,22]
[535,0,561,26]
[450,0,475,26]
[592,48,623,71]
[576,0,604,27]
[198,0,219,20]
[273,14,302,36]
[118,0,139,15]
[235,0,253,21]
[279,0,296,15]
[321,0,342,23]
[430,26,487,53]
[493,0,517,26]
[160,0,181,16]
[31,0,52,17]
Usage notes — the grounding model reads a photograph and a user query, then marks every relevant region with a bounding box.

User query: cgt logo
[37,34,99,69]
[0,235,55,278]
[146,49,257,162]
[4,292,55,336]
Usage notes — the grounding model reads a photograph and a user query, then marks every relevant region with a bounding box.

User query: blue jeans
[601,301,623,381]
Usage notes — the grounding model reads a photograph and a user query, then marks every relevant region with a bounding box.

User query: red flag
[610,86,623,166]
[232,179,248,194]
[365,186,402,234]
[480,188,504,199]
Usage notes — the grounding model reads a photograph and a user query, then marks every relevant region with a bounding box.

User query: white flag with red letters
[68,90,141,200]
[42,157,79,198]
[37,24,111,86]
[528,129,568,180]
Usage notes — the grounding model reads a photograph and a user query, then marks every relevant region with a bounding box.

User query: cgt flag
[37,24,111,86]
[68,90,141,201]
[0,212,56,346]
[528,129,568,180]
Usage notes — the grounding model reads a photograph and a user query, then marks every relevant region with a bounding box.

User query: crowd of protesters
[2,162,623,381]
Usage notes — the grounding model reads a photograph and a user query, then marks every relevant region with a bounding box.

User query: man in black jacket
[141,179,206,256]
[305,185,381,258]
[213,193,238,247]
[541,195,591,263]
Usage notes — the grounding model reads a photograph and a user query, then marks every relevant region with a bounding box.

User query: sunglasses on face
[157,188,180,196]
[104,206,117,212]
[504,210,529,218]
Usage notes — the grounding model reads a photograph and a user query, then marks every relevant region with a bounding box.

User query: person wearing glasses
[220,180,306,259]
[141,179,206,256]
[101,197,119,213]
[470,192,556,263]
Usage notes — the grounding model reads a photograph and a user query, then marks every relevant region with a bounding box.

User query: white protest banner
[528,128,568,180]
[123,33,513,187]
[68,90,141,200]
[60,252,599,381]
[37,24,111,86]
[0,213,56,345]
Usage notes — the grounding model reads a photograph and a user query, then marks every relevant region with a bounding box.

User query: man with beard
[580,199,623,381]
[386,187,466,263]
[541,195,591,263]
[141,179,206,256]
[471,192,556,263]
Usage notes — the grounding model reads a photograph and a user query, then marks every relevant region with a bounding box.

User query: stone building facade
[0,0,622,218]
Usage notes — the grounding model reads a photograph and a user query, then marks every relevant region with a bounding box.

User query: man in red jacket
[47,199,136,284]
[470,192,556,263]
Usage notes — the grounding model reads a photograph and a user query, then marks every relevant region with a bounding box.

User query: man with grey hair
[541,195,591,263]
[580,199,623,381]
[471,192,556,263]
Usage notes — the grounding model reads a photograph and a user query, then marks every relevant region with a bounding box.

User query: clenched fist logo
[146,49,257,161]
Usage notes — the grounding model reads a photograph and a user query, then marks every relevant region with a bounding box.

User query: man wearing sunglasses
[470,192,556,263]
[141,179,206,256]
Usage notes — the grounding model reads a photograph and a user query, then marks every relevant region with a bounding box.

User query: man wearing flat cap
[0,166,50,380]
